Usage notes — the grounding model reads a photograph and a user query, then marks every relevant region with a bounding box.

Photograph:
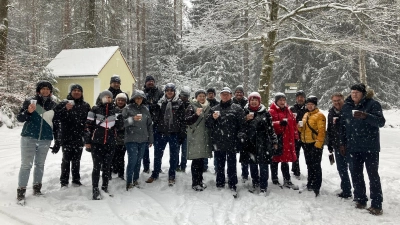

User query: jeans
[250,164,269,190]
[271,162,291,182]
[241,163,249,179]
[91,143,115,188]
[214,151,238,189]
[303,143,323,191]
[203,158,209,170]
[126,142,147,184]
[143,144,150,171]
[60,143,83,185]
[334,148,353,196]
[191,158,205,186]
[351,151,383,209]
[151,133,179,180]
[291,140,303,176]
[177,137,187,170]
[18,137,51,187]
[111,144,126,177]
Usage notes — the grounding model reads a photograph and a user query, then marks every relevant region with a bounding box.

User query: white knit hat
[115,93,127,100]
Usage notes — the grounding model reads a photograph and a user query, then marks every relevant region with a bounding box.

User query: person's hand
[133,115,141,121]
[273,144,278,150]
[27,104,36,113]
[85,144,92,152]
[246,114,254,121]
[213,112,220,120]
[279,120,288,126]
[50,141,61,154]
[353,111,368,119]
[340,145,346,156]
[196,108,202,116]
[65,102,73,110]
[237,132,247,143]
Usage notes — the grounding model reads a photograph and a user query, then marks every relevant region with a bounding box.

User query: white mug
[283,118,288,122]
[214,111,220,116]
[137,114,142,121]
[352,110,358,116]
[293,113,297,118]
[298,121,303,127]
[67,100,75,106]
[30,99,37,105]
[333,117,338,124]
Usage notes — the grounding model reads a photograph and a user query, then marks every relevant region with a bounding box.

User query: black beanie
[295,90,306,97]
[110,75,121,84]
[235,85,244,93]
[206,87,216,95]
[145,75,155,83]
[350,83,367,95]
[195,89,206,98]
[274,92,286,103]
[36,80,53,93]
[69,84,83,93]
[306,95,318,106]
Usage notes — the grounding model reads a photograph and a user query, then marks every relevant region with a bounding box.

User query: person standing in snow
[206,87,245,196]
[327,92,353,199]
[340,84,385,215]
[239,92,278,195]
[142,75,164,173]
[54,84,90,188]
[176,87,191,173]
[298,95,326,197]
[269,93,299,190]
[16,80,60,203]
[123,90,153,190]
[85,90,121,200]
[108,75,129,101]
[185,89,213,191]
[110,93,128,180]
[289,90,308,179]
[203,87,219,172]
[145,83,185,186]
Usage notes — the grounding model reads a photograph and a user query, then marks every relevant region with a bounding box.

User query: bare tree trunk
[62,0,71,49]
[0,0,8,64]
[136,0,141,87]
[31,0,36,53]
[86,0,96,48]
[259,0,279,105]
[141,3,146,80]
[242,0,249,94]
[359,49,367,85]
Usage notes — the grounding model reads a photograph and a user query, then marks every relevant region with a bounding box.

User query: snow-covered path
[0,112,399,225]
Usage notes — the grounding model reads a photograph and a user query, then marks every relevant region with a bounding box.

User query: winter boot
[92,187,101,200]
[367,207,383,216]
[283,180,299,190]
[101,186,109,193]
[33,183,43,196]
[126,183,133,191]
[72,181,83,187]
[17,187,26,201]
[272,180,281,185]
[192,185,204,192]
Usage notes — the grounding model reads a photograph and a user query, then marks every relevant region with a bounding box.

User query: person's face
[71,89,82,100]
[197,93,206,104]
[40,87,51,97]
[165,89,175,99]
[296,95,305,105]
[220,92,231,102]
[110,82,121,90]
[235,91,244,100]
[134,97,143,105]
[277,98,286,108]
[331,96,344,110]
[116,98,126,107]
[145,80,155,88]
[207,92,215,99]
[102,95,112,104]
[180,95,189,102]
[306,102,316,111]
[351,90,363,104]
[250,98,259,108]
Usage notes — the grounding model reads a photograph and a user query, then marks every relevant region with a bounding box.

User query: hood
[345,88,375,105]
[269,102,288,111]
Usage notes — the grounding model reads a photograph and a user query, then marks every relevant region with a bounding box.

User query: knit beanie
[306,95,318,106]
[350,83,367,95]
[110,75,121,84]
[195,89,206,98]
[206,87,216,95]
[235,85,244,93]
[145,75,155,83]
[274,92,286,103]
[69,84,83,93]
[36,80,53,93]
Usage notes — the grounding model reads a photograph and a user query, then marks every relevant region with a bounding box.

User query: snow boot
[92,187,101,200]
[17,187,26,201]
[283,180,299,190]
[33,183,43,196]
[126,183,133,191]
[192,185,204,192]
[72,181,83,187]
[367,207,383,216]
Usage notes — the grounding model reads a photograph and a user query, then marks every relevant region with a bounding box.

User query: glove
[340,145,346,156]
[353,111,368,119]
[329,153,335,165]
[279,120,288,126]
[50,141,61,154]
[237,132,247,143]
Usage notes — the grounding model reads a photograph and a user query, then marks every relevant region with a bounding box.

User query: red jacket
[269,102,298,162]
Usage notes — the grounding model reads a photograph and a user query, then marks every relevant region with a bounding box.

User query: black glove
[237,132,247,143]
[50,141,61,154]
[329,153,335,165]
[178,132,186,145]
[279,120,288,126]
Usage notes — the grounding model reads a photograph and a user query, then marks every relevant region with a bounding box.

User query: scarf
[164,99,174,128]
[199,100,209,109]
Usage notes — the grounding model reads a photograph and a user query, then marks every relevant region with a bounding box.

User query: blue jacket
[340,90,385,153]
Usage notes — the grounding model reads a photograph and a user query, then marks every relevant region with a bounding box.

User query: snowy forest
[0,0,400,128]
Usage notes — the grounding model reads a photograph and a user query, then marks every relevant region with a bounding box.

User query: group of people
[15,76,385,215]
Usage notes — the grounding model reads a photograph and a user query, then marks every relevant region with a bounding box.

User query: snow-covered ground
[0,110,399,225]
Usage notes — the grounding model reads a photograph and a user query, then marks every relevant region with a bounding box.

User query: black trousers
[60,143,83,185]
[291,140,303,176]
[303,143,323,191]
[271,162,291,182]
[191,158,205,187]
[111,144,126,177]
[91,143,115,188]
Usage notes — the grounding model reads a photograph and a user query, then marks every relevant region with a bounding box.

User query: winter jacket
[239,104,278,165]
[340,90,385,153]
[206,99,245,152]
[298,108,326,149]
[207,98,219,108]
[143,86,164,128]
[54,95,90,146]
[108,87,129,102]
[290,103,308,122]
[122,102,154,144]
[269,102,298,163]
[115,106,126,146]
[232,97,248,109]
[185,99,213,160]
[84,102,121,145]
[17,95,59,141]
[327,106,341,152]
[156,94,185,135]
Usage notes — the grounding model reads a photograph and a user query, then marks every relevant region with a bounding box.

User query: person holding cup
[269,93,299,190]
[327,92,353,199]
[339,84,385,215]
[123,90,153,190]
[16,80,60,203]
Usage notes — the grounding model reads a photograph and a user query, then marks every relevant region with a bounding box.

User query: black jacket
[206,99,245,152]
[156,95,185,135]
[290,103,307,122]
[232,97,248,109]
[326,106,341,152]
[115,106,125,146]
[207,98,219,108]
[55,95,90,146]
[239,104,277,164]
[143,86,164,128]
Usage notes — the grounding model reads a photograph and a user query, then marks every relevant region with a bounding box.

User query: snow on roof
[46,46,120,77]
